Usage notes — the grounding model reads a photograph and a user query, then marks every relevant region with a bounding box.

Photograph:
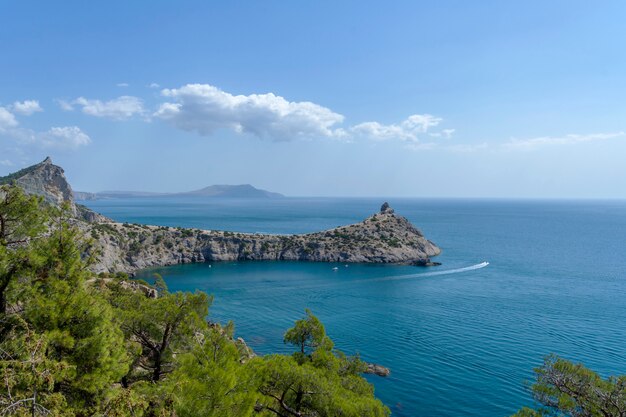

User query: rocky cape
[2,158,441,274]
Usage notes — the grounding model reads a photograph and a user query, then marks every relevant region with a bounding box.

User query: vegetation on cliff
[4,162,621,416]
[0,184,389,416]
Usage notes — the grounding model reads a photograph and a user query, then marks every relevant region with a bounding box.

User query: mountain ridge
[2,157,441,273]
[74,184,284,200]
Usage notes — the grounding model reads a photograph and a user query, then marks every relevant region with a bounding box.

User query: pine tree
[514,355,626,417]
[109,279,210,383]
[257,310,390,417]
[0,185,47,315]
[168,325,259,417]
[18,205,130,413]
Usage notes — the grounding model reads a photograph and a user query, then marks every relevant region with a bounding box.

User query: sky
[1,0,625,198]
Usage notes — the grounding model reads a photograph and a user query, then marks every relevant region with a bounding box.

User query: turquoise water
[83,197,626,416]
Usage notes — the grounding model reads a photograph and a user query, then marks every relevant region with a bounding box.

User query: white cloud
[430,128,455,139]
[7,126,91,149]
[40,127,92,148]
[154,84,345,141]
[351,114,443,142]
[1,101,91,150]
[48,83,456,150]
[350,121,410,141]
[72,96,145,120]
[503,132,625,150]
[11,100,43,115]
[0,159,13,167]
[153,84,454,146]
[57,99,74,111]
[117,83,129,87]
[0,107,18,131]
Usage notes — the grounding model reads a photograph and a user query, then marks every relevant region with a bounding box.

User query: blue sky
[1,0,625,198]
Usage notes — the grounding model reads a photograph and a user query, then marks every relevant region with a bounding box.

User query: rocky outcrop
[380,202,394,214]
[364,363,391,377]
[76,204,110,223]
[73,191,98,201]
[3,159,441,274]
[87,277,158,298]
[85,205,441,273]
[0,157,108,222]
[0,157,73,208]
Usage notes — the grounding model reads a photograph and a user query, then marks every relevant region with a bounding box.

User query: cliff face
[0,157,108,223]
[1,157,73,207]
[3,159,441,273]
[87,205,440,273]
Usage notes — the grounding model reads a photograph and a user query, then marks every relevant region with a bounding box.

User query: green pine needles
[0,184,389,416]
[4,183,620,416]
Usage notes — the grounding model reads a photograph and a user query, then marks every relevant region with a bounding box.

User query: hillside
[0,157,107,222]
[4,158,440,273]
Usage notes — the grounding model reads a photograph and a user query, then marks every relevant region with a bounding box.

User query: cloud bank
[9,126,92,149]
[351,114,443,142]
[41,126,92,148]
[8,86,622,156]
[1,101,91,150]
[152,83,453,145]
[0,107,18,131]
[155,84,345,141]
[61,96,145,120]
[11,100,43,115]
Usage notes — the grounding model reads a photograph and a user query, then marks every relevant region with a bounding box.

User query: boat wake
[364,261,490,283]
[222,262,491,293]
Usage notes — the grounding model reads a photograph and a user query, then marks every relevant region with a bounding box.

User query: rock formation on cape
[0,157,108,223]
[1,158,441,273]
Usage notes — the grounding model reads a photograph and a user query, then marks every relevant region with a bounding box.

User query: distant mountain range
[0,157,441,272]
[74,184,284,200]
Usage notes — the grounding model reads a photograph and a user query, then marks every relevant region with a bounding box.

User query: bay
[83,197,626,416]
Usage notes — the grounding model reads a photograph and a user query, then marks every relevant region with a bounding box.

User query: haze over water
[84,197,626,417]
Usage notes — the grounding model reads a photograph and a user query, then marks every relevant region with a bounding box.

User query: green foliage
[387,237,401,248]
[256,354,387,417]
[108,279,210,383]
[179,228,194,238]
[0,185,48,314]
[128,240,142,255]
[23,207,129,409]
[0,184,389,416]
[260,309,389,416]
[513,355,626,417]
[153,272,168,295]
[0,318,71,416]
[284,308,333,357]
[168,327,259,417]
[0,164,40,185]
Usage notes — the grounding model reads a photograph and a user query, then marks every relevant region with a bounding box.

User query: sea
[81,197,626,417]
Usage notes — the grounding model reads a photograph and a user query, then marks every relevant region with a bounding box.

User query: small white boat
[332,267,339,271]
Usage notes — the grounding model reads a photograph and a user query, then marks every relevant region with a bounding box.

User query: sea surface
[82,197,626,417]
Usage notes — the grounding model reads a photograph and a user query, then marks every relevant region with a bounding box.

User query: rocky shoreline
[3,158,442,274]
[87,203,441,273]
[3,157,423,379]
